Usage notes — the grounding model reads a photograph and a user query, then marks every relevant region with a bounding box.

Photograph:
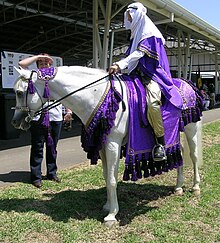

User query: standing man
[19,53,72,188]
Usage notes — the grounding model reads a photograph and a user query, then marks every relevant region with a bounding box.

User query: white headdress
[124,2,165,72]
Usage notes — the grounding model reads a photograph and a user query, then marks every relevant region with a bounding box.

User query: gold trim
[138,44,159,56]
[138,46,159,61]
[85,81,111,128]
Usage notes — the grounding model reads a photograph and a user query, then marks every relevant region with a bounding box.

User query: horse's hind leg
[184,121,202,195]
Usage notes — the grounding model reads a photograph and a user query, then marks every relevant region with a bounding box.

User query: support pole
[215,53,220,93]
[109,30,114,66]
[189,54,193,81]
[101,0,112,70]
[183,33,191,79]
[93,0,99,68]
[177,30,182,77]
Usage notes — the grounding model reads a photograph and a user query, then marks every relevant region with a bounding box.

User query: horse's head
[11,67,44,130]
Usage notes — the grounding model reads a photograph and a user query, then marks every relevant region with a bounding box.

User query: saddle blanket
[81,75,203,181]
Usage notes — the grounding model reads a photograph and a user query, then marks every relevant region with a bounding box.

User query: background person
[200,88,210,111]
[18,54,72,188]
[208,83,215,109]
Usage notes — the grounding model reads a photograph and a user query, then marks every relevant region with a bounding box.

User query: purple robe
[127,36,183,109]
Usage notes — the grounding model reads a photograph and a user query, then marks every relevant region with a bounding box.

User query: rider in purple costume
[109,2,183,162]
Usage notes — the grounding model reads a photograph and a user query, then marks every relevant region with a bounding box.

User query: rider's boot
[152,136,167,162]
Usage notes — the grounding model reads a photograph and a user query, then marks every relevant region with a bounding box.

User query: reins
[34,73,111,116]
[114,74,126,112]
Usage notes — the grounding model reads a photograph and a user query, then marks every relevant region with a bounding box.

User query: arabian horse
[12,66,203,226]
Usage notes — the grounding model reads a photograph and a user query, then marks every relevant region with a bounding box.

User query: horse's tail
[182,119,203,168]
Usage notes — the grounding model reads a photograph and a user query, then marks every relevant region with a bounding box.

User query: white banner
[1,51,63,89]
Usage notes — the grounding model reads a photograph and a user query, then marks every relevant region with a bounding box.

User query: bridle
[12,71,45,122]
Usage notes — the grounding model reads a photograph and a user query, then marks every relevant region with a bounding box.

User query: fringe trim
[81,82,122,164]
[179,106,202,131]
[122,144,183,181]
[179,78,203,131]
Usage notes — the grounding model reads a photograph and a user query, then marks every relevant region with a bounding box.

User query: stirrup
[152,144,167,162]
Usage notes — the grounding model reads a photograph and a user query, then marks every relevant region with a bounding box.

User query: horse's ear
[14,66,31,79]
[14,66,23,75]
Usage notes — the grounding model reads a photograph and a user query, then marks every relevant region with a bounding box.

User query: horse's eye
[16,90,24,97]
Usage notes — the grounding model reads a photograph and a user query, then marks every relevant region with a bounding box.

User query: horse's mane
[58,66,107,77]
[13,66,107,91]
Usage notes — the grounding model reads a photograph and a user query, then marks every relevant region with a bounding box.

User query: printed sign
[1,51,63,89]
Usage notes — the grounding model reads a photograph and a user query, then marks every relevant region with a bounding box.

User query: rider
[109,2,183,162]
[18,54,72,188]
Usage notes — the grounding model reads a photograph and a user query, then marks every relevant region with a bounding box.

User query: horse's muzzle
[11,119,31,131]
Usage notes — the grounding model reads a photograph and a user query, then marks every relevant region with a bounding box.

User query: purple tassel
[47,132,54,147]
[42,111,50,128]
[179,118,185,132]
[91,155,99,165]
[123,166,130,181]
[28,79,36,94]
[149,160,156,176]
[137,168,142,179]
[188,110,192,123]
[43,80,50,98]
[131,166,138,181]
[135,159,142,179]
[143,168,149,178]
[47,132,57,156]
[142,159,150,178]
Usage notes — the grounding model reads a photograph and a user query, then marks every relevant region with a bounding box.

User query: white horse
[12,66,202,226]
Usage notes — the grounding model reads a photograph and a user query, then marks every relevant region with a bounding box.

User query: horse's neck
[49,66,108,124]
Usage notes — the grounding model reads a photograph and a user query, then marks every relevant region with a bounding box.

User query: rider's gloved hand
[109,64,120,74]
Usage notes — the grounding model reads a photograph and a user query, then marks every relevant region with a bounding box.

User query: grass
[0,121,220,242]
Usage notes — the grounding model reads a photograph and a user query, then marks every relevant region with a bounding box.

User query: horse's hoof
[104,214,117,226]
[174,188,183,196]
[193,189,201,196]
[104,220,117,228]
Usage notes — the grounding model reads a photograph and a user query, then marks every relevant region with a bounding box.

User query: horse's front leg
[99,148,111,212]
[103,138,121,225]
[175,165,184,195]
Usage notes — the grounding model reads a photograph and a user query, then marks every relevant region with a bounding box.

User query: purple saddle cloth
[81,76,203,181]
[120,74,202,181]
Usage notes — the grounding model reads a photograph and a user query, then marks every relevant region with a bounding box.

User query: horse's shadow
[0,181,173,225]
[0,171,30,183]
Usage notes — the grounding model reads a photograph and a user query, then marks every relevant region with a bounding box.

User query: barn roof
[0,0,220,66]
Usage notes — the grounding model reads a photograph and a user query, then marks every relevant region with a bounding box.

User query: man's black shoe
[152,144,167,162]
[32,181,42,188]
